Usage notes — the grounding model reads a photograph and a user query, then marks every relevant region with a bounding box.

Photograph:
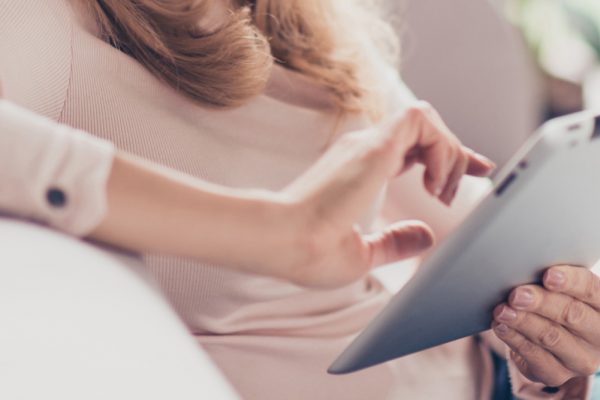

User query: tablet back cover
[330,113,600,374]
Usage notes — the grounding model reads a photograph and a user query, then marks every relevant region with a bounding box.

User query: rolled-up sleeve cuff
[0,100,115,236]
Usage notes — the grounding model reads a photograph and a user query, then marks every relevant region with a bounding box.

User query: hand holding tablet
[330,111,600,384]
[282,101,494,289]
[493,265,600,387]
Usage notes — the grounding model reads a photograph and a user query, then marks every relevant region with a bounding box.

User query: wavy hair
[89,0,399,115]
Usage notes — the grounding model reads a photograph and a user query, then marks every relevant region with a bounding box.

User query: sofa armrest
[0,217,238,400]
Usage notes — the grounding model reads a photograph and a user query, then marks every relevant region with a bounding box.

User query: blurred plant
[564,1,600,58]
[503,0,600,114]
[505,0,600,82]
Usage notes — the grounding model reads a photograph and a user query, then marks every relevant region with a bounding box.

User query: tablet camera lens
[518,160,528,169]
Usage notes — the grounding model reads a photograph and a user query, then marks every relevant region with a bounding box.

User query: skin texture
[281,101,494,287]
[91,101,494,287]
[88,99,599,386]
[493,266,600,387]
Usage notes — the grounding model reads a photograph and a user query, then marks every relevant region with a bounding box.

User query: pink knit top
[0,1,588,399]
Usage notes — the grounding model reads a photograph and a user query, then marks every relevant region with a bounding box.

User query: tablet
[329,111,600,374]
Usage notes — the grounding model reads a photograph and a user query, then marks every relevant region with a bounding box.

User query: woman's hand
[89,101,492,289]
[280,102,494,288]
[492,265,600,387]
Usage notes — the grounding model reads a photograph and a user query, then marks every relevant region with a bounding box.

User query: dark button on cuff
[46,188,67,208]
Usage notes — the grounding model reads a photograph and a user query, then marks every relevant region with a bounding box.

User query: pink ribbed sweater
[0,1,587,399]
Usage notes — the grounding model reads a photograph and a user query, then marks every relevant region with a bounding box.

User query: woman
[0,0,598,398]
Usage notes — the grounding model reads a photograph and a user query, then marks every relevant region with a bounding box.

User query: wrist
[264,194,343,287]
[203,189,310,281]
[243,192,312,281]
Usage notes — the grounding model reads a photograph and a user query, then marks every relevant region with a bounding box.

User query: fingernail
[497,306,518,322]
[475,153,496,168]
[446,187,458,205]
[512,288,534,309]
[416,227,435,250]
[546,270,566,290]
[442,194,452,206]
[494,323,510,336]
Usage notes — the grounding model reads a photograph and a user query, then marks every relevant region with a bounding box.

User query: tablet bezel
[329,111,600,374]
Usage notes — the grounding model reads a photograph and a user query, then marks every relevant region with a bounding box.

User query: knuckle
[499,324,518,340]
[517,340,538,357]
[539,325,562,348]
[405,104,426,120]
[578,357,599,376]
[543,373,571,388]
[405,101,435,122]
[377,133,397,153]
[563,299,586,325]
[447,143,459,160]
[584,273,600,303]
[510,350,530,373]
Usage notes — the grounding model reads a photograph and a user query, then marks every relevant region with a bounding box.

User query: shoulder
[0,0,76,120]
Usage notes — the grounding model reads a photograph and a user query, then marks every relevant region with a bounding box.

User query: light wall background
[388,0,545,166]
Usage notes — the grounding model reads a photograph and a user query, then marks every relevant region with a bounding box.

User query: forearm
[90,152,300,277]
[0,98,299,277]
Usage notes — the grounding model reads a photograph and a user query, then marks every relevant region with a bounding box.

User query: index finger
[464,147,495,177]
[543,265,600,309]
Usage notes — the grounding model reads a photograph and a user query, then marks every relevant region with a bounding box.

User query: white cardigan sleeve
[0,0,115,235]
[0,100,115,235]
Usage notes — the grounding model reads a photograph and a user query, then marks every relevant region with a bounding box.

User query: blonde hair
[89,0,398,115]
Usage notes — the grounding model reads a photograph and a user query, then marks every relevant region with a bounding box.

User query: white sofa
[0,217,238,400]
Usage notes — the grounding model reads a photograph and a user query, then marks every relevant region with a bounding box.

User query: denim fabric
[494,354,600,399]
[492,351,514,400]
[591,371,600,399]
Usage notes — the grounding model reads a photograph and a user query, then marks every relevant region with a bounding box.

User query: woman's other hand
[492,266,600,387]
[280,102,495,288]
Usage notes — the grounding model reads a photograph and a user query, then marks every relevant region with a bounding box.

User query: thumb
[365,220,435,268]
